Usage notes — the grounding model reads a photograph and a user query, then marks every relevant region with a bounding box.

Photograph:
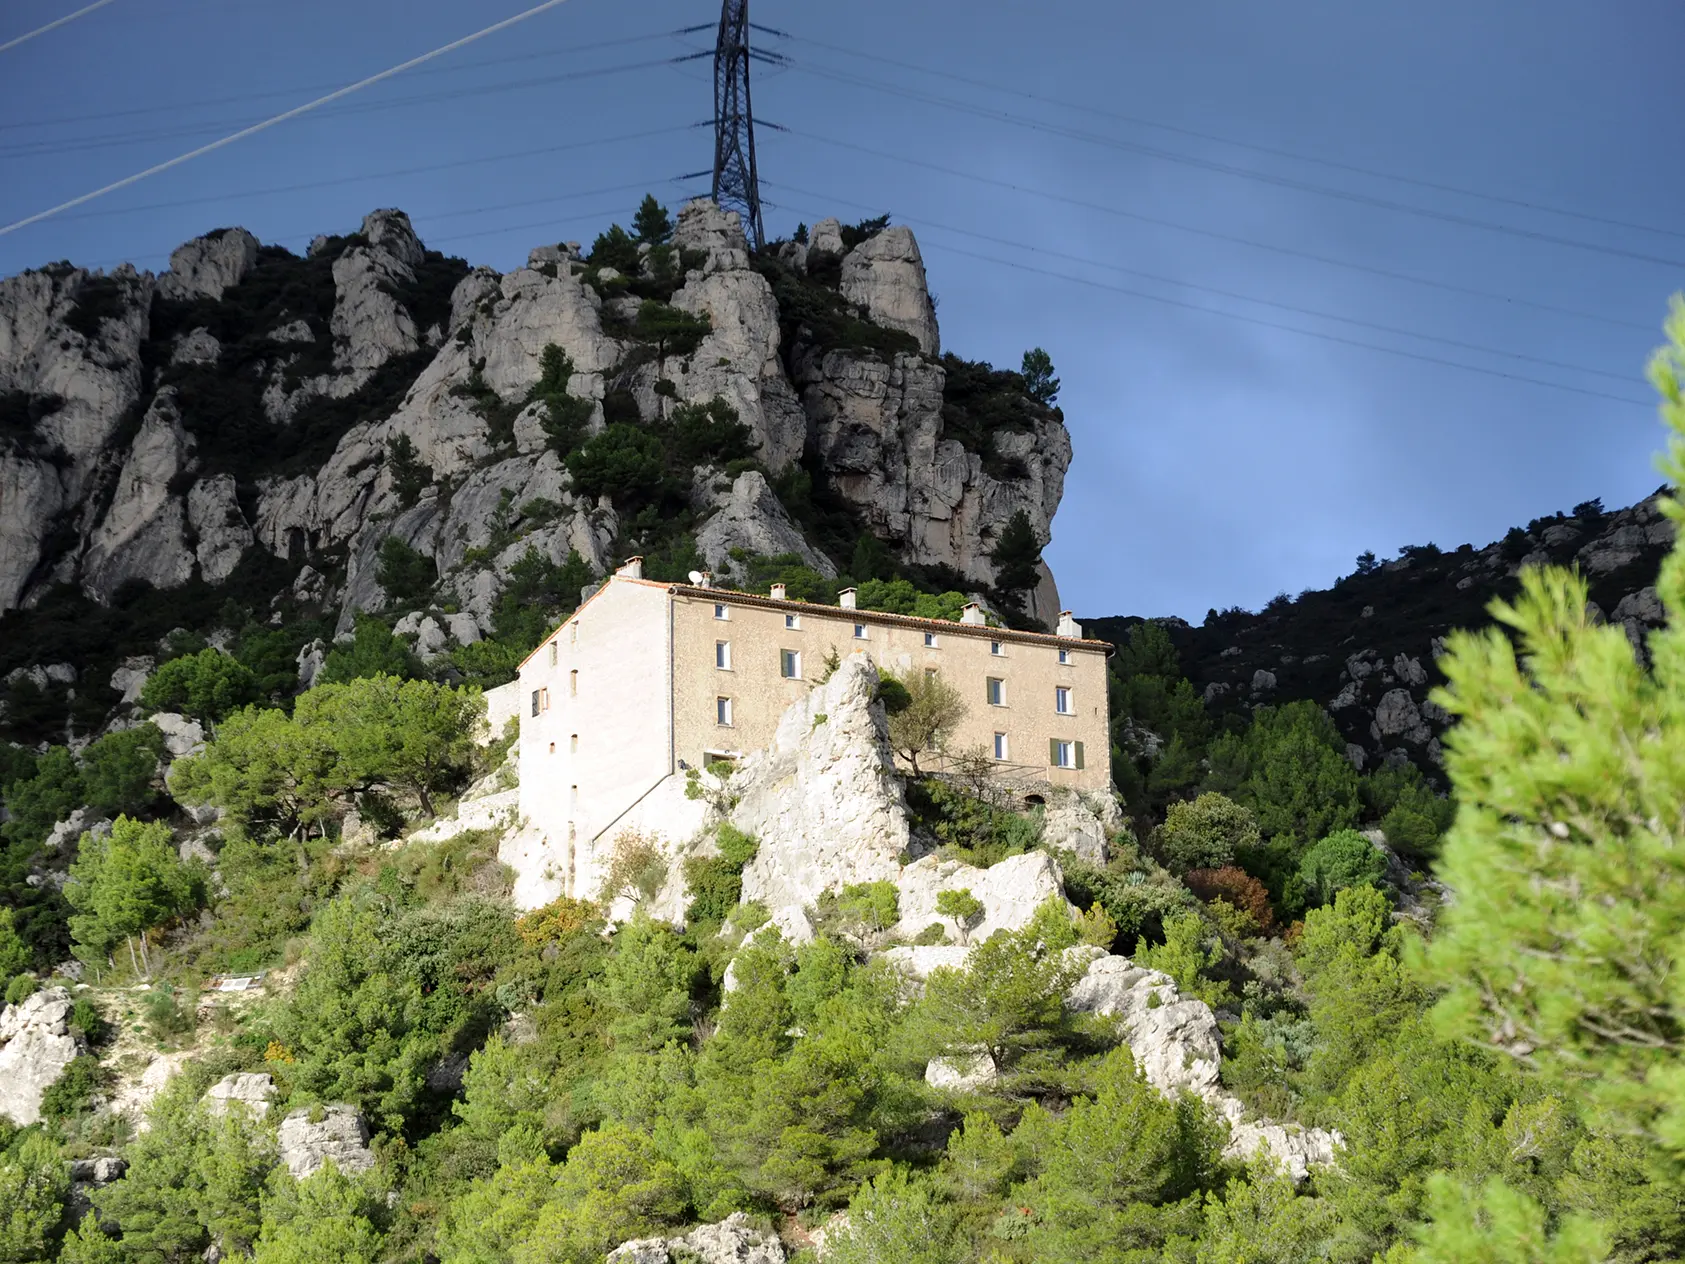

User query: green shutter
[1049,738,1059,766]
[1075,741,1085,770]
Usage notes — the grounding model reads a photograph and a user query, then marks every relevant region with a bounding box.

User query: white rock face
[157,228,259,302]
[278,1104,375,1180]
[109,656,154,704]
[894,850,1073,944]
[81,390,197,600]
[608,1213,786,1264]
[331,210,424,373]
[840,225,940,357]
[203,1072,276,1119]
[171,327,222,366]
[150,711,205,759]
[696,470,836,578]
[734,654,909,912]
[188,475,253,582]
[807,218,846,258]
[0,987,86,1126]
[1372,688,1430,745]
[109,1050,194,1127]
[1040,791,1120,866]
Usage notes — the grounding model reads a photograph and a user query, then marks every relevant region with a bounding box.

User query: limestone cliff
[0,200,1075,726]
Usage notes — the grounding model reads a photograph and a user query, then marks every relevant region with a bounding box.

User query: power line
[789,33,1685,245]
[47,125,702,224]
[0,54,679,160]
[0,30,681,133]
[783,57,1685,271]
[0,0,117,55]
[766,180,1637,385]
[0,0,580,238]
[778,127,1657,333]
[764,191,1651,407]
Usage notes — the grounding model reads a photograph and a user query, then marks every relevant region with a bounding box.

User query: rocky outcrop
[1040,790,1121,865]
[894,850,1072,944]
[696,470,835,578]
[733,654,909,916]
[157,229,259,302]
[203,1072,276,1120]
[840,225,940,357]
[278,1104,376,1179]
[0,987,86,1126]
[608,1213,785,1264]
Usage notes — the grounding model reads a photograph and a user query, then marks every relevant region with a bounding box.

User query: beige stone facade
[511,558,1112,907]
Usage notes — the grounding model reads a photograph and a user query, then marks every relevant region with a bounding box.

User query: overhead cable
[0,0,117,55]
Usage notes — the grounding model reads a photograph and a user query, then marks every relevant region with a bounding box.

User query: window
[570,734,578,753]
[781,649,801,679]
[924,631,937,647]
[1056,686,1072,715]
[548,741,555,754]
[548,642,557,667]
[530,690,540,717]
[540,688,550,711]
[853,623,867,640]
[924,668,938,683]
[1058,648,1070,664]
[569,670,578,697]
[785,613,800,630]
[570,622,578,645]
[987,677,1006,706]
[714,603,729,620]
[716,696,733,726]
[993,732,1009,760]
[569,785,579,811]
[990,640,1004,656]
[716,640,732,669]
[1050,739,1085,770]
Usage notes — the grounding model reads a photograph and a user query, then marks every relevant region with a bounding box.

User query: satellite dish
[687,571,704,585]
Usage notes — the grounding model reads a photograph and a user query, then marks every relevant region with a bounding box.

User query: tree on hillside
[318,615,422,686]
[879,669,967,775]
[1020,347,1060,405]
[632,195,673,246]
[65,816,201,976]
[140,649,260,723]
[80,724,166,818]
[1415,298,1685,1252]
[989,510,1045,625]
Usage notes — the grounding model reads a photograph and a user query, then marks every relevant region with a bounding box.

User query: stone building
[512,557,1112,903]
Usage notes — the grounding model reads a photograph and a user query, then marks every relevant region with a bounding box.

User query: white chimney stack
[769,582,787,601]
[960,602,986,625]
[698,572,713,589]
[616,556,644,580]
[838,587,857,610]
[1057,610,1080,638]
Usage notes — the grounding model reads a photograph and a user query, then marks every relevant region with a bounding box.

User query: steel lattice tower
[711,0,764,251]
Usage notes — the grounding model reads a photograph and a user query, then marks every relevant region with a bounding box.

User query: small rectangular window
[785,613,800,630]
[781,649,801,679]
[714,603,729,620]
[716,640,732,669]
[987,677,1005,706]
[990,640,1003,656]
[716,696,733,726]
[539,688,550,712]
[1056,686,1072,715]
[548,741,555,753]
[569,669,578,697]
[993,732,1008,760]
[924,631,937,647]
[1052,739,1074,769]
[570,734,578,753]
[548,642,557,667]
[1058,648,1070,664]
[530,690,540,717]
[853,623,867,639]
[570,622,578,645]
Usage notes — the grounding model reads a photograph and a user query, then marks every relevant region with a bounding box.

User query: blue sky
[2,0,1682,621]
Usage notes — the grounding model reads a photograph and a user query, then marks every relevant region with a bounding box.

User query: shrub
[601,832,668,906]
[80,724,167,818]
[1157,792,1261,873]
[1298,829,1387,908]
[39,1053,105,1121]
[141,649,260,723]
[387,434,432,507]
[5,974,38,1005]
[1184,866,1275,934]
[376,536,437,611]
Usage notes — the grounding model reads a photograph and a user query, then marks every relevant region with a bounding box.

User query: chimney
[960,602,986,625]
[697,572,713,589]
[838,587,857,610]
[769,582,787,601]
[616,556,644,580]
[1057,610,1081,639]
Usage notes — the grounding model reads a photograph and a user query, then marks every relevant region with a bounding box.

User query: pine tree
[632,194,674,246]
[1021,347,1060,404]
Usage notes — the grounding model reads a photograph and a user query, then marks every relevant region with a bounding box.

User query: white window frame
[548,642,557,667]
[987,677,1006,707]
[853,622,868,640]
[714,603,729,620]
[785,612,801,630]
[990,640,1004,656]
[993,731,1009,760]
[716,696,733,726]
[716,640,732,670]
[1056,686,1073,715]
[1058,648,1070,664]
[1054,740,1075,769]
[780,649,801,679]
[569,669,578,697]
[924,631,938,647]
